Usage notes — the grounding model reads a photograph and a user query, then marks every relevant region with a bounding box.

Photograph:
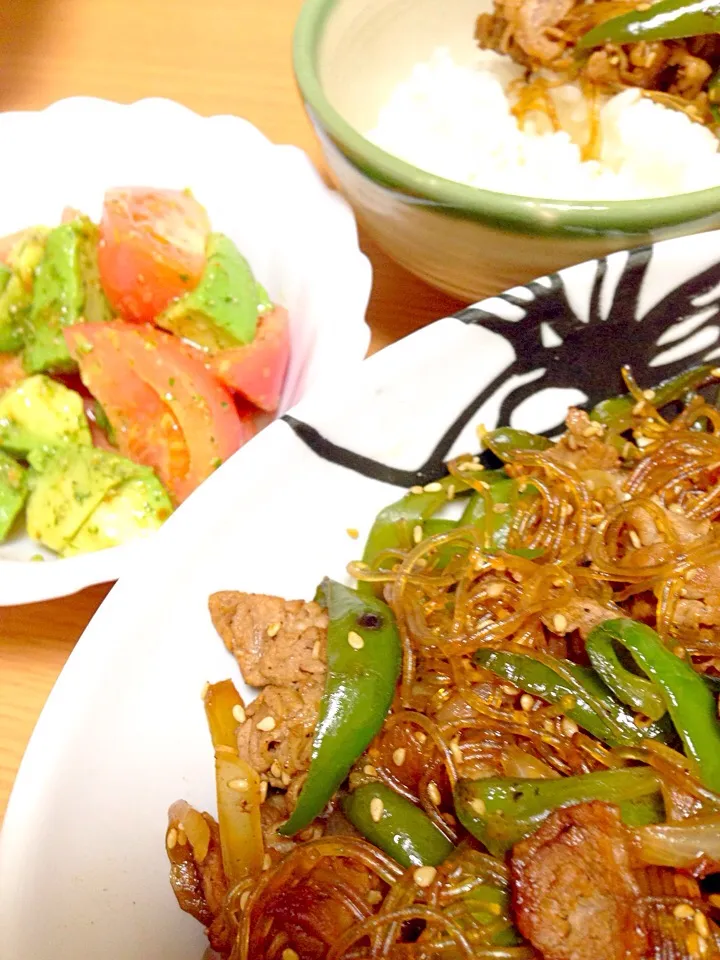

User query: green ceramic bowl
[293,0,720,300]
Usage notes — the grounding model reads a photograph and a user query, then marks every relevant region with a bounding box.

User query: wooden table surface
[0,0,464,819]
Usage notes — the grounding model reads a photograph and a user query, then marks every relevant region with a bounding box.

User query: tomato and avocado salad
[0,187,290,557]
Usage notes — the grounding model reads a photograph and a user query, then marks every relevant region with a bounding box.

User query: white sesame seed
[409,485,424,495]
[232,704,246,724]
[413,524,423,544]
[367,890,383,905]
[393,748,406,766]
[262,853,272,871]
[695,912,710,939]
[260,780,268,802]
[428,782,442,805]
[228,778,249,792]
[470,798,486,816]
[346,527,359,539]
[424,482,443,493]
[414,866,437,888]
[312,639,321,659]
[628,530,642,549]
[415,731,427,745]
[561,717,578,738]
[486,582,505,598]
[348,631,365,650]
[364,764,377,776]
[270,761,282,779]
[370,797,384,822]
[281,772,291,786]
[643,389,656,400]
[166,827,178,850]
[176,829,187,846]
[553,613,568,633]
[257,716,277,732]
[501,683,518,696]
[674,903,695,920]
[267,622,281,637]
[520,694,535,711]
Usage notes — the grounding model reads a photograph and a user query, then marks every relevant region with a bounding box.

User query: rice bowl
[368,47,720,201]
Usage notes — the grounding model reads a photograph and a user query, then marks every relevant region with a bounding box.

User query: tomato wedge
[207,307,290,413]
[97,188,210,323]
[65,325,189,494]
[0,352,26,390]
[65,322,251,503]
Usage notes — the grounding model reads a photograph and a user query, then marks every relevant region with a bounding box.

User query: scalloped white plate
[0,97,371,605]
[2,230,720,959]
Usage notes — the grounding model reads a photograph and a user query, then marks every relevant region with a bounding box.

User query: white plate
[2,230,720,958]
[0,96,371,605]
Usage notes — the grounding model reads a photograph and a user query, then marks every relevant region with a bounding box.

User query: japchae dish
[167,362,720,960]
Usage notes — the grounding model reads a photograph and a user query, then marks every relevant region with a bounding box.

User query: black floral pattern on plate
[284,244,720,488]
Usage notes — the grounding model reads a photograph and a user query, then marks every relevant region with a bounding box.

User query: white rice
[367,48,720,201]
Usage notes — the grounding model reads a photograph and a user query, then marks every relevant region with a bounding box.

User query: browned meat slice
[547,409,620,473]
[237,676,323,791]
[475,0,574,63]
[671,557,720,641]
[209,591,327,688]
[166,803,232,955]
[668,46,713,99]
[511,801,646,960]
[542,594,620,639]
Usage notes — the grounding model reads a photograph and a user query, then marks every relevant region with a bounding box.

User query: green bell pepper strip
[460,476,543,559]
[455,768,664,856]
[577,0,720,48]
[344,786,521,944]
[586,625,667,721]
[586,619,720,792]
[482,428,553,463]
[590,363,717,433]
[475,648,671,746]
[279,580,401,836]
[360,474,471,589]
[343,783,455,868]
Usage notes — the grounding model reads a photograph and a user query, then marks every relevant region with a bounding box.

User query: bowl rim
[293,0,720,237]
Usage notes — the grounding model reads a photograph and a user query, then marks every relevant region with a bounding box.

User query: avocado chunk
[156,232,269,351]
[0,374,91,457]
[26,444,172,556]
[76,217,113,325]
[0,228,49,353]
[0,450,28,541]
[67,473,172,555]
[23,217,112,374]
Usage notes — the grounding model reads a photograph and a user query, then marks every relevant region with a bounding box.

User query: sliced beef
[546,409,621,473]
[236,676,324,790]
[511,801,646,960]
[209,591,327,688]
